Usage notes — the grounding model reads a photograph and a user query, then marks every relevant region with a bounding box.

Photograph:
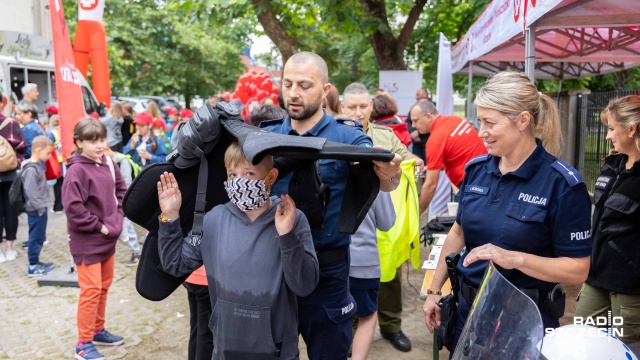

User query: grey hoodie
[22,160,50,212]
[158,196,319,360]
[102,114,124,147]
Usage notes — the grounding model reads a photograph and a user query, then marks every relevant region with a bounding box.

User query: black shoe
[381,330,411,352]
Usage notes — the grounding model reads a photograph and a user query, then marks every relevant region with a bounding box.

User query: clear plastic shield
[452,262,544,360]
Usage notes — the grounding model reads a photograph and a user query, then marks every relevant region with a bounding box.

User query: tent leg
[467,62,474,125]
[525,24,536,83]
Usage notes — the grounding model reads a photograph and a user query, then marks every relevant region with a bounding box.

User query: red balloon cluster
[228,70,279,106]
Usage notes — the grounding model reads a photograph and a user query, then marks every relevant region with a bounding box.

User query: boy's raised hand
[275,194,296,236]
[157,172,181,219]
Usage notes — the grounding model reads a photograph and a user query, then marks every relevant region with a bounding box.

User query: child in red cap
[151,119,171,153]
[122,112,167,168]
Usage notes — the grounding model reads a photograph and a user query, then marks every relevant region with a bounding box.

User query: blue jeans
[27,209,47,266]
[298,256,357,360]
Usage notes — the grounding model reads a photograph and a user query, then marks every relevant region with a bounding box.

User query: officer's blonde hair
[475,72,561,157]
[601,95,640,152]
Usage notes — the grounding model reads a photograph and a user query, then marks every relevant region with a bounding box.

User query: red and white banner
[451,0,562,73]
[49,0,86,161]
[78,0,105,22]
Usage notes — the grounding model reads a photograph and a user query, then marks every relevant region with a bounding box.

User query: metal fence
[575,90,639,193]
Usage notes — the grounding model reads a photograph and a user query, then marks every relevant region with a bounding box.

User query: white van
[0,30,104,121]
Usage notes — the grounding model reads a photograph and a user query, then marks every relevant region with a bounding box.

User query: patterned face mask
[223,171,271,211]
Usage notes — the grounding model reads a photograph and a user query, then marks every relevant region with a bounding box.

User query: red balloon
[223,92,231,101]
[257,90,268,100]
[271,86,279,94]
[270,93,279,106]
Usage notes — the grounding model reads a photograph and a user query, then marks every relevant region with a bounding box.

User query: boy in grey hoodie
[157,140,319,360]
[22,136,55,276]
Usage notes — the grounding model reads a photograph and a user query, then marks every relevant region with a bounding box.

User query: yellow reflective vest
[377,159,421,282]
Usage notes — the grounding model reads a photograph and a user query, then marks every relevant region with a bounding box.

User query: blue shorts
[349,277,380,318]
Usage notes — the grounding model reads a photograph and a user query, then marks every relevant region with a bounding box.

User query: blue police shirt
[456,140,593,292]
[260,111,373,250]
[22,120,46,158]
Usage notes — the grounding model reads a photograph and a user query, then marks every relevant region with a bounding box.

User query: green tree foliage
[409,0,491,95]
[62,0,248,105]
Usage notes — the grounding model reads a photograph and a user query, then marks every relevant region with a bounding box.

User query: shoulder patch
[464,154,490,171]
[258,118,284,128]
[551,159,584,187]
[335,117,363,128]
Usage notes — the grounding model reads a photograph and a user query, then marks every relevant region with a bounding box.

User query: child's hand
[275,194,296,236]
[100,224,109,235]
[131,132,140,145]
[157,172,181,219]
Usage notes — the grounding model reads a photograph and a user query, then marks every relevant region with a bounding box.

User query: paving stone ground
[0,209,578,359]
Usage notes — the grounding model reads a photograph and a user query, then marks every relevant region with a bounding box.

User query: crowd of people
[1,51,638,360]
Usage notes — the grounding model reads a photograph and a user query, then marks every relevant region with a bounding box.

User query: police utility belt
[316,246,348,266]
[460,280,566,319]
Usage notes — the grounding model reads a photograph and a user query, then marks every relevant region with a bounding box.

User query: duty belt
[316,246,348,266]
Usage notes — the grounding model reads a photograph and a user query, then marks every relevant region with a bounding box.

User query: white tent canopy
[451,0,640,80]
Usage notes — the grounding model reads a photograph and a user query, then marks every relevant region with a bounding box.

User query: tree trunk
[251,0,298,64]
[184,93,193,110]
[359,0,428,70]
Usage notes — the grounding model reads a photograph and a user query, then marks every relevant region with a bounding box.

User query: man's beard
[286,96,323,121]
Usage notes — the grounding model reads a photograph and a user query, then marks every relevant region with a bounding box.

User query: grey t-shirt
[349,191,396,279]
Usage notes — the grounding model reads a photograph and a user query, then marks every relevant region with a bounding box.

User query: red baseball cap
[179,109,193,118]
[152,119,166,128]
[45,105,58,114]
[133,112,153,125]
[88,112,100,119]
[168,108,179,116]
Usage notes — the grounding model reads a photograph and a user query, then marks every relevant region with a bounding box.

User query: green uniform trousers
[574,283,640,345]
[378,266,403,333]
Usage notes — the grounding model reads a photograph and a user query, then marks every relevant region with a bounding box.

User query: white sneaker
[43,239,49,246]
[4,250,16,261]
[0,252,5,263]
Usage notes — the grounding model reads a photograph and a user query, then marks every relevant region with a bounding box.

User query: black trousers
[183,282,214,360]
[53,175,64,212]
[0,181,18,240]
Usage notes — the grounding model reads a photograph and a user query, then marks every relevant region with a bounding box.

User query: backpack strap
[190,155,208,245]
[0,117,12,131]
[106,156,119,205]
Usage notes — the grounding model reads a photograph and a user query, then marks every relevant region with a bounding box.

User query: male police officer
[260,52,402,360]
[341,83,420,352]
[410,100,487,215]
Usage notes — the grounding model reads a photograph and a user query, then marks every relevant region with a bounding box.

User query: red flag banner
[49,0,86,161]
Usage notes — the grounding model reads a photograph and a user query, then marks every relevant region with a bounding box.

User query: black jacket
[587,154,640,294]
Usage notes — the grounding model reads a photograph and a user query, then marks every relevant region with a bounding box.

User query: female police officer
[422,72,593,350]
[575,95,640,345]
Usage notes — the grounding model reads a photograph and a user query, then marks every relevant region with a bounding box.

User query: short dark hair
[251,104,287,127]
[371,94,398,120]
[412,99,438,116]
